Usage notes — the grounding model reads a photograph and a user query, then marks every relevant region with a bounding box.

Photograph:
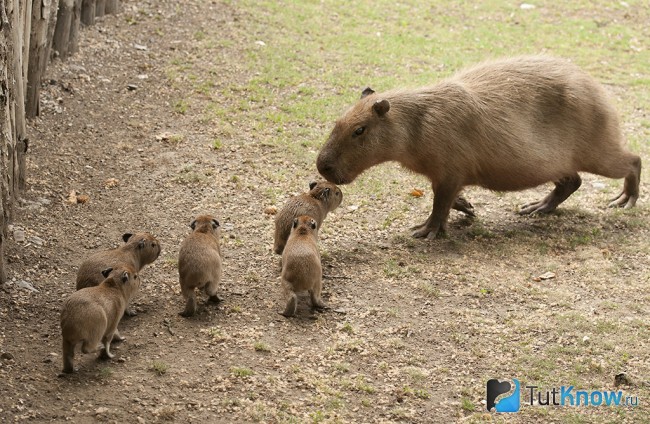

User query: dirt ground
[1,1,649,423]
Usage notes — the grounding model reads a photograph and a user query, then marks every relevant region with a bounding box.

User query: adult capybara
[273,181,343,255]
[316,55,641,239]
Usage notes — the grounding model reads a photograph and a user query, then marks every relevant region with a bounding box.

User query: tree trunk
[26,0,54,117]
[95,0,104,17]
[9,0,27,190]
[68,0,80,54]
[0,1,12,284]
[52,0,73,59]
[21,0,33,96]
[80,0,94,25]
[104,0,118,15]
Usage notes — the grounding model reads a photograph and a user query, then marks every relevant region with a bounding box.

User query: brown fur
[273,181,343,255]
[280,215,327,317]
[76,232,161,290]
[178,215,222,317]
[316,55,641,238]
[60,266,140,374]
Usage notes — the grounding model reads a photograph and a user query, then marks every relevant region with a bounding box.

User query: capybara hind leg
[608,155,641,209]
[62,340,75,374]
[412,184,460,239]
[180,287,197,317]
[519,174,582,215]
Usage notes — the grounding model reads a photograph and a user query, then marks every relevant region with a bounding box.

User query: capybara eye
[353,126,365,137]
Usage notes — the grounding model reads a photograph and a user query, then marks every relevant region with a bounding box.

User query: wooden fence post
[80,0,94,25]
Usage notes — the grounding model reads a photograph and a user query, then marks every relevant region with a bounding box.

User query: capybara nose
[316,156,333,178]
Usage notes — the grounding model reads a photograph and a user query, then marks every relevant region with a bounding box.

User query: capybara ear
[292,218,299,229]
[310,220,317,230]
[138,239,145,249]
[373,99,390,116]
[361,87,375,98]
[309,181,317,190]
[211,219,220,229]
[121,271,130,284]
[101,267,113,278]
[190,220,196,230]
[122,233,133,243]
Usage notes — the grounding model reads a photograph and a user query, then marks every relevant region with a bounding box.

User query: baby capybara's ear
[190,220,196,230]
[211,219,220,229]
[101,267,113,278]
[361,87,375,98]
[309,181,317,190]
[122,233,133,243]
[292,218,299,229]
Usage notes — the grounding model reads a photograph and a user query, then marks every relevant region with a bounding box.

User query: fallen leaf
[539,272,556,280]
[66,190,78,204]
[76,195,90,204]
[410,188,424,197]
[264,206,277,215]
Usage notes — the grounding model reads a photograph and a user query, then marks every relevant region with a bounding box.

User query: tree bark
[104,0,118,15]
[9,0,27,190]
[26,0,54,117]
[95,0,104,17]
[68,0,80,54]
[52,0,73,59]
[80,0,94,25]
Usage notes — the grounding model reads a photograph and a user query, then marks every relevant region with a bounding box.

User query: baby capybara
[316,55,641,239]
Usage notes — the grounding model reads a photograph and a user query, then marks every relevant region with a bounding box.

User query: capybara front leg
[98,334,115,360]
[608,155,641,209]
[519,174,582,215]
[411,194,474,232]
[412,184,459,239]
[310,278,329,311]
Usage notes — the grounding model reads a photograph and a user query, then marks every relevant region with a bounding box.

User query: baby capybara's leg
[62,340,76,374]
[519,174,582,215]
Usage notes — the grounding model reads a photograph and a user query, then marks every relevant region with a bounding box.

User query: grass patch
[231,366,254,378]
[150,361,170,376]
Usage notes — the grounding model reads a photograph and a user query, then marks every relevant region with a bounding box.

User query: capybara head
[123,232,161,266]
[102,266,141,297]
[308,181,343,212]
[292,215,318,236]
[317,87,393,184]
[189,215,221,235]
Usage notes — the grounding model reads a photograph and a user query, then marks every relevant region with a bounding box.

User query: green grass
[150,361,170,376]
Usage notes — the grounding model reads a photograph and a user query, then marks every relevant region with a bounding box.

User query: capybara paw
[453,196,476,217]
[279,310,295,318]
[519,200,555,215]
[124,307,137,317]
[207,294,223,304]
[313,302,330,311]
[608,193,637,209]
[112,334,126,343]
[409,222,427,231]
[179,310,195,318]
[412,226,436,239]
[99,350,114,360]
